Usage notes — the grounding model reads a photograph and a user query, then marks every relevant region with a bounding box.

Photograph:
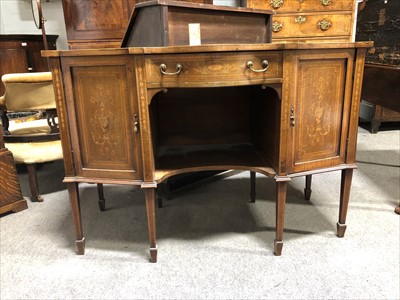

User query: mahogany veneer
[43,41,371,262]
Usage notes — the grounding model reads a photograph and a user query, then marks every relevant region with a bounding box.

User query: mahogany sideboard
[43,42,371,262]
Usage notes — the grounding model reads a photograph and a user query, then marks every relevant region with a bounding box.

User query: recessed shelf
[154,143,276,183]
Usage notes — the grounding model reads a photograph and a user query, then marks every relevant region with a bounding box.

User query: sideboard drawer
[145,52,283,88]
[248,0,354,12]
[272,13,352,39]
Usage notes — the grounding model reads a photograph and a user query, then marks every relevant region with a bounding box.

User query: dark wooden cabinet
[61,0,213,49]
[61,0,137,49]
[356,0,400,132]
[0,35,58,96]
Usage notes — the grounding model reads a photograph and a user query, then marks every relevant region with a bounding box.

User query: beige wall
[0,0,68,49]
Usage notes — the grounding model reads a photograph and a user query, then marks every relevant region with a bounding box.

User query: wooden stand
[122,0,273,47]
[0,130,27,215]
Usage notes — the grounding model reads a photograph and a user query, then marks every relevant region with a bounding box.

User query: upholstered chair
[0,72,63,202]
[1,72,106,208]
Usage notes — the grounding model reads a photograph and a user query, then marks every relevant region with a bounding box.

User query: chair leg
[250,171,256,203]
[304,175,312,201]
[156,180,169,208]
[97,183,105,211]
[26,163,44,202]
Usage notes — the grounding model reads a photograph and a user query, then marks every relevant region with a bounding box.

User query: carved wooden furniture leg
[26,163,44,202]
[337,169,353,238]
[97,183,105,211]
[274,181,287,256]
[304,175,312,201]
[145,188,157,263]
[250,171,256,203]
[67,182,85,255]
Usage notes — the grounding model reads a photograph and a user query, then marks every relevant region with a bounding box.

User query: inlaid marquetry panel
[286,51,354,173]
[62,56,141,180]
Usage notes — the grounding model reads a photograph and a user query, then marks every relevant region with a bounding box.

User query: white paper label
[188,23,201,46]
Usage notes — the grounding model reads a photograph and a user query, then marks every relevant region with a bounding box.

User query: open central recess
[149,85,280,180]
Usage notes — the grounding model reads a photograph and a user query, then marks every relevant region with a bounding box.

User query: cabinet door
[284,49,354,174]
[61,55,142,181]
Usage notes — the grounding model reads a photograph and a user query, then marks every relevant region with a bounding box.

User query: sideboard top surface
[43,41,373,57]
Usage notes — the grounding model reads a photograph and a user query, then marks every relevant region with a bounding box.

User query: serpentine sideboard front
[43,42,371,262]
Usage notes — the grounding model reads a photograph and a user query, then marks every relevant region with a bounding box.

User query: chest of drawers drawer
[245,0,356,42]
[272,13,352,39]
[248,0,354,12]
[145,51,283,88]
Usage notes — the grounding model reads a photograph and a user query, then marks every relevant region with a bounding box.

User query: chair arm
[1,72,53,84]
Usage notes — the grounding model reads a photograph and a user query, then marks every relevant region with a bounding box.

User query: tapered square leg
[337,169,353,238]
[336,222,347,238]
[67,182,85,255]
[145,188,157,263]
[274,181,287,256]
[76,238,85,255]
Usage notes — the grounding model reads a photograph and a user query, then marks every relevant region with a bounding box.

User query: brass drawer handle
[295,16,306,24]
[160,63,182,75]
[272,21,283,32]
[247,60,269,73]
[320,0,332,6]
[270,0,284,9]
[317,19,332,31]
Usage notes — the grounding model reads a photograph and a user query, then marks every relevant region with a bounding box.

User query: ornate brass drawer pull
[272,21,283,32]
[247,60,269,73]
[295,16,306,24]
[320,0,332,6]
[270,0,284,9]
[160,63,182,75]
[317,19,332,31]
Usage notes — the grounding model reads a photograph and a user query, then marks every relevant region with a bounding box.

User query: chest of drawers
[246,0,357,42]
